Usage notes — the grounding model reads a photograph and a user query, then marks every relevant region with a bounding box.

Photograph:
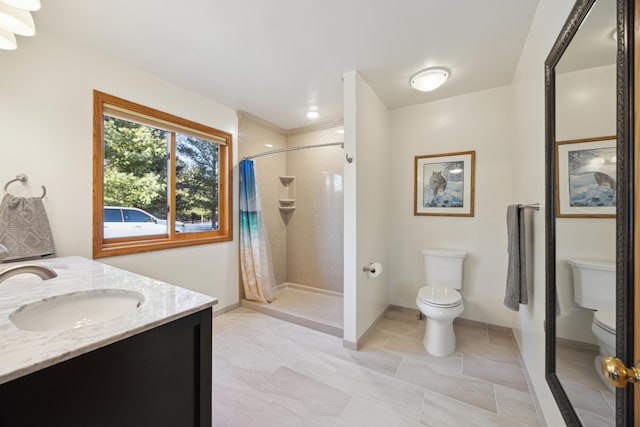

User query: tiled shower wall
[286,128,344,293]
[238,115,344,294]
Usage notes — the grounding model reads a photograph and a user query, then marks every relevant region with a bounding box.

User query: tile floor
[213,307,543,426]
[556,339,615,426]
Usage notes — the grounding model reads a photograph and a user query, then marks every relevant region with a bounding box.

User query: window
[93,90,232,257]
[124,209,153,223]
[104,208,122,223]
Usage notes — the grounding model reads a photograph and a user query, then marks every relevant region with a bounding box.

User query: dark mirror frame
[544,0,634,425]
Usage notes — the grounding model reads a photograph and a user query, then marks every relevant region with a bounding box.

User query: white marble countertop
[0,256,217,385]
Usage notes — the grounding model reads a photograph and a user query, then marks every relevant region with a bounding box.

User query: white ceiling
[34,0,539,130]
[556,0,616,74]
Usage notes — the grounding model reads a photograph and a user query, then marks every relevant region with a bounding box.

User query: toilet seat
[418,286,462,308]
[593,310,615,335]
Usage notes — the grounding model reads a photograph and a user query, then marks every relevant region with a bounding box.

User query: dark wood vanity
[0,308,212,427]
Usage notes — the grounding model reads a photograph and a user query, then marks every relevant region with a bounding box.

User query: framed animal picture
[414,151,475,217]
[556,136,616,218]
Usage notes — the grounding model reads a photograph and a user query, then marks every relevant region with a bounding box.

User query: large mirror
[545,0,633,425]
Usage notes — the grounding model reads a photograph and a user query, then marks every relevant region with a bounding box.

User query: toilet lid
[593,310,615,334]
[418,286,462,308]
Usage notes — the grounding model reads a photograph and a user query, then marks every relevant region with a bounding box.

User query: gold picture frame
[555,136,616,218]
[414,150,475,217]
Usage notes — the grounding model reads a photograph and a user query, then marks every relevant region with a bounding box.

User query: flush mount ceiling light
[0,3,35,35]
[0,0,38,51]
[410,67,450,92]
[0,27,16,49]
[305,110,320,119]
[0,0,40,11]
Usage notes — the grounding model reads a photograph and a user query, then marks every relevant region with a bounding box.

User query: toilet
[568,259,616,389]
[415,248,467,357]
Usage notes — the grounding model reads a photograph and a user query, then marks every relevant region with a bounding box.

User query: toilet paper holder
[362,264,377,273]
[362,262,382,278]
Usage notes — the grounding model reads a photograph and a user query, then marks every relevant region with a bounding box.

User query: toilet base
[423,318,456,357]
[591,319,616,393]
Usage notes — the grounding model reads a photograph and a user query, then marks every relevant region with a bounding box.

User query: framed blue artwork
[414,150,475,217]
[556,136,616,218]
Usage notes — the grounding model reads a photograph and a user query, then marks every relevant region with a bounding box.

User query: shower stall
[239,119,345,336]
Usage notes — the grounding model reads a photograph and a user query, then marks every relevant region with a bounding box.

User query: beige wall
[286,128,344,293]
[511,0,575,424]
[238,116,344,294]
[0,33,240,311]
[343,71,391,342]
[388,86,514,328]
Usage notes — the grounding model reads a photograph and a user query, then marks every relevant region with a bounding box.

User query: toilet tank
[422,248,467,289]
[568,259,615,312]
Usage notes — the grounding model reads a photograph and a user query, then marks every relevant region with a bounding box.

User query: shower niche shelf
[278,176,296,213]
[279,176,295,184]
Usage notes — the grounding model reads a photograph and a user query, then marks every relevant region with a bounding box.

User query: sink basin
[10,289,145,331]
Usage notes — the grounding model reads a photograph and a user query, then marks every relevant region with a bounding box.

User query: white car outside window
[104,207,184,239]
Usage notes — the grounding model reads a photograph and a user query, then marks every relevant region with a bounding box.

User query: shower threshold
[241,283,343,337]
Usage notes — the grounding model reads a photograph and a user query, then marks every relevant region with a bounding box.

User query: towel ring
[3,174,47,199]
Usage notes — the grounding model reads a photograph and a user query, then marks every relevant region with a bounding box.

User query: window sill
[93,233,233,258]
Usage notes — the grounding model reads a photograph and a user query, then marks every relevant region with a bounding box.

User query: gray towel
[0,194,55,262]
[504,204,528,311]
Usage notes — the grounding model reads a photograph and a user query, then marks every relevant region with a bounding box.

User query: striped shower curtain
[240,160,276,303]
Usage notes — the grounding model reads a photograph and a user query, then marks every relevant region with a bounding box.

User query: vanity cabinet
[0,308,212,427]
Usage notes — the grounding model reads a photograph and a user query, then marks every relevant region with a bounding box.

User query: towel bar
[3,174,47,199]
[519,203,540,211]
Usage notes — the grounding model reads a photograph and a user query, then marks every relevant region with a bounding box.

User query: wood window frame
[93,90,233,258]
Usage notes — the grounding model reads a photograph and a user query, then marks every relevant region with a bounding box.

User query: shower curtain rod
[243,142,344,160]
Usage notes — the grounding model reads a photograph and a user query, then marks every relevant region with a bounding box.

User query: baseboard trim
[343,304,390,350]
[342,339,357,350]
[556,336,598,352]
[213,302,240,317]
[277,282,343,298]
[513,330,547,427]
[388,304,420,315]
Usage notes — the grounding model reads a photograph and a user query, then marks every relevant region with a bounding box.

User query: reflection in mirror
[553,0,616,424]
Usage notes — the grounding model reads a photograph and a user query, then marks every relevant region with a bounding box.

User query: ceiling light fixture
[305,110,320,119]
[0,0,38,51]
[0,27,16,49]
[0,0,40,11]
[0,3,34,35]
[410,67,450,92]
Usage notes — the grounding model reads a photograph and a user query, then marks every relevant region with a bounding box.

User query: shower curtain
[240,160,277,303]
